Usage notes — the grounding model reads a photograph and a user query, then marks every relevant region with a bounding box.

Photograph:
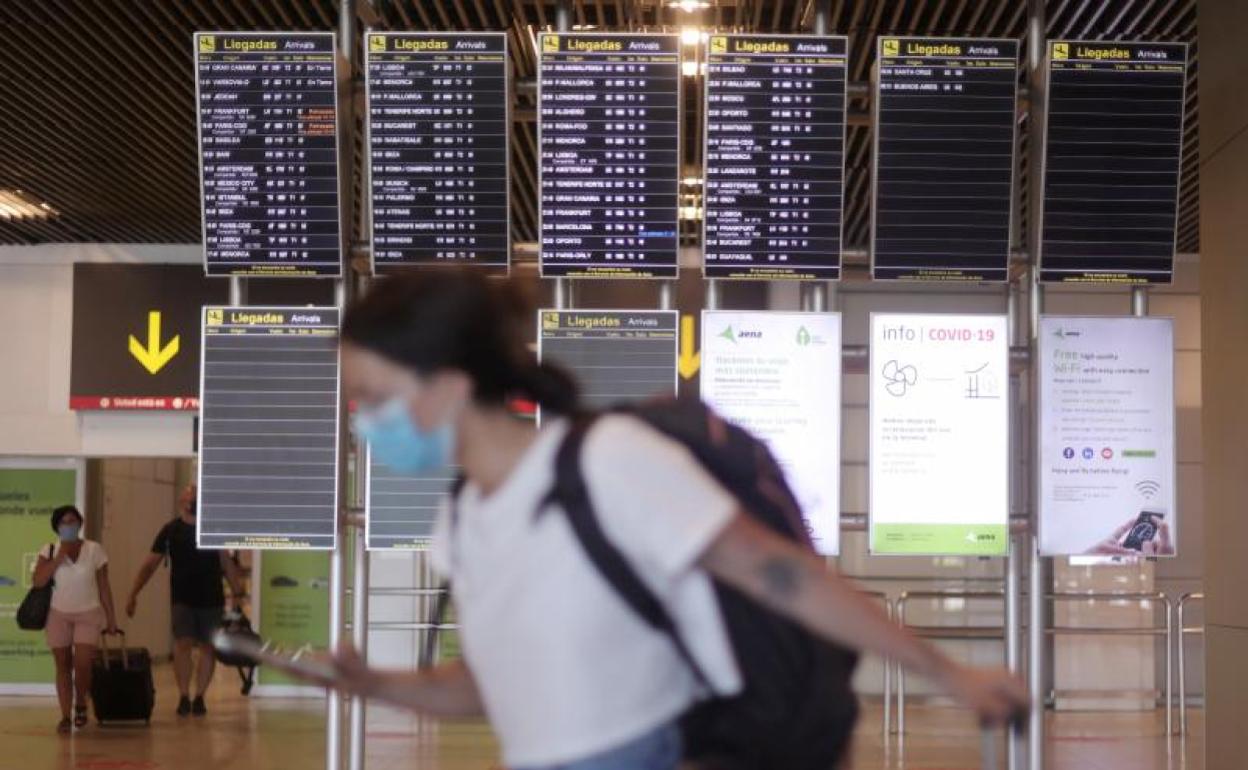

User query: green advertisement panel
[0,466,78,685]
[257,550,331,687]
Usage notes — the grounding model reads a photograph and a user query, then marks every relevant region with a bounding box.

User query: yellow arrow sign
[678,314,701,380]
[128,311,180,375]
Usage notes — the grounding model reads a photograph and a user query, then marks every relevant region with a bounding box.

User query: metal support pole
[348,522,370,770]
[1025,0,1048,764]
[896,598,907,737]
[1164,595,1174,736]
[658,281,675,311]
[883,599,893,738]
[1006,535,1023,770]
[705,278,722,311]
[330,2,356,768]
[1131,285,1149,317]
[555,0,571,32]
[228,276,247,306]
[813,0,830,35]
[808,283,829,312]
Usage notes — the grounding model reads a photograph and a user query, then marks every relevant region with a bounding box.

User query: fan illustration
[882,360,918,397]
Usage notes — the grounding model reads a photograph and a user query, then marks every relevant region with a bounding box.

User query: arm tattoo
[759,556,802,602]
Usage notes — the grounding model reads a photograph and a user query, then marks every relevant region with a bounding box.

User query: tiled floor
[0,664,1203,770]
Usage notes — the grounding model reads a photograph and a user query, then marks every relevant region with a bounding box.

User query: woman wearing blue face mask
[328,273,1026,770]
[32,505,119,733]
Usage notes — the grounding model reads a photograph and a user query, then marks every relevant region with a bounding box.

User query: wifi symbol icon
[1135,480,1161,499]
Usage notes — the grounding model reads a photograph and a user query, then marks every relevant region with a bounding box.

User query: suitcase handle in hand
[100,628,130,671]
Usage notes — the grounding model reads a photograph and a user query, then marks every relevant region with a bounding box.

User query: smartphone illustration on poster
[1121,509,1166,551]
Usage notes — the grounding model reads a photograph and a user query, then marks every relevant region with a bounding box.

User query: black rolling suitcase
[91,629,155,725]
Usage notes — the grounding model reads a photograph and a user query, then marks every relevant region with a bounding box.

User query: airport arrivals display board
[198,307,340,550]
[872,37,1019,282]
[702,35,848,280]
[365,32,510,273]
[1039,41,1187,284]
[195,32,343,277]
[869,314,1009,555]
[1038,317,1176,556]
[365,453,454,550]
[538,310,678,410]
[700,311,842,554]
[538,34,681,278]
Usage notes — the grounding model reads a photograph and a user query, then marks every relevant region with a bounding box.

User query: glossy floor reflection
[0,664,1204,770]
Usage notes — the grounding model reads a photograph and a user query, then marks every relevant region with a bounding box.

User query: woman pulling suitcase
[303,272,1028,770]
[31,505,119,733]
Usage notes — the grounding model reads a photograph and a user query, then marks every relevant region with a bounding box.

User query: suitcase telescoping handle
[100,628,130,671]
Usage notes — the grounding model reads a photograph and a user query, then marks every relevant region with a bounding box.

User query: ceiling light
[681,27,702,46]
[669,0,710,10]
[682,60,698,76]
[0,189,57,221]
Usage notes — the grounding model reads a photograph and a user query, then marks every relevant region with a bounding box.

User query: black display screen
[872,37,1020,282]
[538,310,677,410]
[198,307,340,550]
[195,32,343,277]
[539,34,681,279]
[1040,41,1187,284]
[365,32,510,273]
[366,455,454,551]
[702,35,848,281]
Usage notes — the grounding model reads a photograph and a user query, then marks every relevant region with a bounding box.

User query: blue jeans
[518,723,682,770]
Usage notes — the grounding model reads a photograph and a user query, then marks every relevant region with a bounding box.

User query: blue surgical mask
[58,524,81,542]
[353,397,454,474]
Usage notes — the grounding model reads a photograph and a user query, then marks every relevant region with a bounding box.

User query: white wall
[0,245,199,458]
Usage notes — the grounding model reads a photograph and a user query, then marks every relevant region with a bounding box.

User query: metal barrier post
[1164,594,1174,736]
[1177,592,1204,736]
[896,595,907,737]
[883,598,893,738]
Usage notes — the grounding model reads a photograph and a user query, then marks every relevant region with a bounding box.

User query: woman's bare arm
[699,513,1028,723]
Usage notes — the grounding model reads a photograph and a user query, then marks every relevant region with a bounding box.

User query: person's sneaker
[191,696,207,716]
[176,695,192,717]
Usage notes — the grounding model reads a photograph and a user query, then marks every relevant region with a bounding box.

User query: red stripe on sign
[69,396,200,411]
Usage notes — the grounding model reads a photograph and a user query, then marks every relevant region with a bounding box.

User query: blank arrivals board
[872,37,1019,282]
[538,310,677,410]
[194,32,342,277]
[365,453,454,550]
[1040,41,1187,284]
[366,32,510,273]
[703,35,848,280]
[198,307,340,550]
[539,34,681,279]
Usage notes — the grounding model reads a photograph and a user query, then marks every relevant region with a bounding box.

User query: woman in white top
[313,273,1027,770]
[32,505,119,733]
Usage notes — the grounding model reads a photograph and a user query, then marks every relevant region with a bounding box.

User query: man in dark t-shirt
[126,484,243,717]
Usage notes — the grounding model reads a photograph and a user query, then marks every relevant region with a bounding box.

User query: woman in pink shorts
[32,505,119,733]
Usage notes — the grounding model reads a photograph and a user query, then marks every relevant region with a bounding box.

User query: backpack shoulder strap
[547,416,710,687]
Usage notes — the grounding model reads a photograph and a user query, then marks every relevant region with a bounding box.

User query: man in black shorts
[126,484,244,716]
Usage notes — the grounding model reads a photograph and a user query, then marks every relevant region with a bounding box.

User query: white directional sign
[701,311,842,554]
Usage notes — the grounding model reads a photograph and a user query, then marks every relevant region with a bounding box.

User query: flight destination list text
[873,37,1019,282]
[539,34,681,278]
[704,35,848,280]
[195,33,342,277]
[366,33,510,272]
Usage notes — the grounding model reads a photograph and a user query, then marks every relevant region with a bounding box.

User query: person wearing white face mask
[307,272,1027,770]
[32,505,118,733]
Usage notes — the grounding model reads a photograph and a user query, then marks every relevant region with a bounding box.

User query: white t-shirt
[431,415,743,768]
[49,540,108,614]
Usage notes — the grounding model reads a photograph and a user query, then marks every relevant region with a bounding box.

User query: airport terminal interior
[0,1,1244,769]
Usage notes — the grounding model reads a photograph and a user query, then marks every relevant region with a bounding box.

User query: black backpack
[430,399,860,770]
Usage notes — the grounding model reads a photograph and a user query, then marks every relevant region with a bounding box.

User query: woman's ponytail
[512,361,580,416]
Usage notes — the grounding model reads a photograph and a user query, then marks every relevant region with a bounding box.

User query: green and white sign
[256,550,331,690]
[1039,316,1176,556]
[869,314,1009,555]
[0,461,80,691]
